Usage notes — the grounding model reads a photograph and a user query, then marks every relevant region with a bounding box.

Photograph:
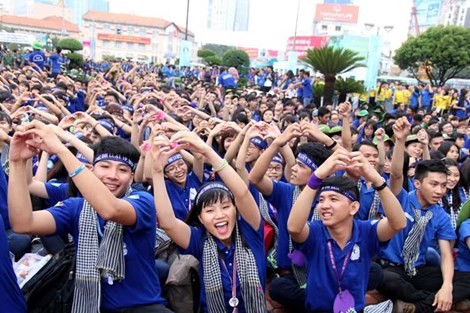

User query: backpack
[22,243,76,313]
[165,254,200,313]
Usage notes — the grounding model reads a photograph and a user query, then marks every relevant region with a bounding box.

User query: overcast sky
[108,0,412,51]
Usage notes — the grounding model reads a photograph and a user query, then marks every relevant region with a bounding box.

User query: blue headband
[319,185,358,202]
[272,154,284,164]
[194,182,233,207]
[165,153,183,168]
[97,119,115,133]
[297,153,318,171]
[76,152,90,164]
[250,136,267,150]
[93,153,136,170]
[122,104,134,113]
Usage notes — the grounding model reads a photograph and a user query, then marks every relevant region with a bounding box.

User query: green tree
[57,38,83,51]
[302,46,365,105]
[204,55,223,66]
[394,25,470,86]
[202,44,235,57]
[197,49,216,58]
[334,77,365,103]
[67,52,84,68]
[313,83,324,107]
[223,50,250,69]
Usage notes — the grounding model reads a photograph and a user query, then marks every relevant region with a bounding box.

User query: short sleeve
[264,180,294,212]
[459,220,470,241]
[123,191,155,233]
[435,210,457,241]
[182,226,205,257]
[47,198,81,236]
[299,221,322,256]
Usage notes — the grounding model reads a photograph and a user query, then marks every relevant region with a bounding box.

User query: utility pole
[185,0,190,40]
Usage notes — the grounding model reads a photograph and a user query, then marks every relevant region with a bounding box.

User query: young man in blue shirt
[249,122,338,311]
[378,117,470,313]
[287,148,406,312]
[8,121,172,313]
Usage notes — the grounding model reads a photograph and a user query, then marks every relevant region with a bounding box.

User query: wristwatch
[373,177,387,191]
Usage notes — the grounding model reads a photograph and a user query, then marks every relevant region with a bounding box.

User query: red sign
[266,50,279,58]
[286,36,329,54]
[314,4,359,23]
[237,47,259,59]
[97,33,151,44]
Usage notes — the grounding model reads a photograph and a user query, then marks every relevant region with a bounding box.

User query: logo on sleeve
[350,244,360,261]
[128,195,140,200]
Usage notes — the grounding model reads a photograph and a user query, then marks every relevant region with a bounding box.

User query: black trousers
[378,265,470,313]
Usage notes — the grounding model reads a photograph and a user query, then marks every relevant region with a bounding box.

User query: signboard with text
[97,33,151,44]
[314,4,359,23]
[238,47,259,59]
[0,33,35,45]
[286,36,329,54]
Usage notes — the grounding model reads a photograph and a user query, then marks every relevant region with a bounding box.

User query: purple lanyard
[327,241,351,294]
[220,251,239,313]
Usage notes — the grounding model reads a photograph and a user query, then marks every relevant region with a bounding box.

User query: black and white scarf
[72,188,131,313]
[402,207,433,277]
[259,192,279,269]
[202,222,266,313]
[357,180,380,220]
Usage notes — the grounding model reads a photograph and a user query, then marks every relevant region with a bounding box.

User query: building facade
[0,14,79,38]
[207,0,249,31]
[82,11,195,63]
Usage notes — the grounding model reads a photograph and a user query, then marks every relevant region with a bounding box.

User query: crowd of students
[0,57,470,313]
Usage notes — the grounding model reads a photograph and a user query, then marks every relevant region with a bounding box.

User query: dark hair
[0,111,12,126]
[353,141,378,153]
[438,141,458,157]
[185,183,235,226]
[320,176,359,202]
[317,106,330,118]
[295,142,332,168]
[92,136,140,170]
[414,159,448,182]
[442,158,464,213]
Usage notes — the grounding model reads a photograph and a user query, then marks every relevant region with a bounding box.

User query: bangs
[197,188,235,209]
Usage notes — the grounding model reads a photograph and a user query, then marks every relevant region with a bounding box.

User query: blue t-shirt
[456,220,470,271]
[0,159,9,229]
[0,217,26,312]
[29,50,46,70]
[379,189,456,266]
[47,191,165,311]
[355,179,384,220]
[300,220,381,312]
[218,72,237,89]
[183,216,265,313]
[45,181,69,206]
[162,171,203,221]
[265,181,313,269]
[48,54,61,74]
[302,78,313,98]
[420,89,433,108]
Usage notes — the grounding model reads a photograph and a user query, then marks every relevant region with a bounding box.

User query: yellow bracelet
[212,159,228,172]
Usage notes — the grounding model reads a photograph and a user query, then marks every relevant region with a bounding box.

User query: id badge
[333,289,355,313]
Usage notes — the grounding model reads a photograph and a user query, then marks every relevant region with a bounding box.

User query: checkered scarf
[357,180,380,220]
[202,222,266,313]
[402,207,433,277]
[289,186,309,287]
[72,188,131,313]
[259,192,279,269]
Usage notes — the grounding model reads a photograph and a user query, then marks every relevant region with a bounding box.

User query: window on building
[116,25,122,35]
[127,26,134,35]
[103,23,110,33]
[139,43,145,51]
[115,41,122,49]
[321,25,328,31]
[103,41,110,48]
[139,28,146,36]
[335,25,341,31]
[127,42,134,50]
[152,42,158,50]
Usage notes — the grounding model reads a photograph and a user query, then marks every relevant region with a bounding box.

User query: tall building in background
[207,0,249,31]
[64,0,109,26]
[439,0,467,26]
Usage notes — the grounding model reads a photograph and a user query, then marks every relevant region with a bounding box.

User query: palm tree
[334,77,365,103]
[302,46,365,105]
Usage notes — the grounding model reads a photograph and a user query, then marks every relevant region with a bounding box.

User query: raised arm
[172,131,261,230]
[390,117,410,196]
[374,128,386,174]
[338,102,353,151]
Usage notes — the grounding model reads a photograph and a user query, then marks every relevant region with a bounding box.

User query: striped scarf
[402,207,433,277]
[202,222,266,313]
[357,180,381,220]
[72,188,131,313]
[259,192,279,269]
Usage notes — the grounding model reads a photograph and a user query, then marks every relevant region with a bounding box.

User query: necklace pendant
[229,297,239,308]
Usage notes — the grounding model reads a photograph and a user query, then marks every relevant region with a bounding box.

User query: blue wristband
[69,164,86,178]
[307,172,323,189]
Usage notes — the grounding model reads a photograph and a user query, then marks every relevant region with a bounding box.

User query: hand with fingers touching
[374,128,385,142]
[348,151,384,187]
[417,128,429,146]
[300,121,331,144]
[338,101,352,119]
[392,117,411,142]
[170,131,212,156]
[312,148,351,181]
[14,120,66,157]
[273,123,301,147]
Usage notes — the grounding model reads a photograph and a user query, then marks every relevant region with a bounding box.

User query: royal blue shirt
[0,159,9,229]
[420,89,433,108]
[218,72,237,89]
[355,178,384,220]
[265,181,313,269]
[45,181,69,206]
[379,189,456,266]
[302,78,313,98]
[162,171,203,221]
[183,216,265,313]
[29,50,46,70]
[47,191,165,311]
[456,220,470,271]
[0,217,27,312]
[48,53,61,74]
[300,220,381,312]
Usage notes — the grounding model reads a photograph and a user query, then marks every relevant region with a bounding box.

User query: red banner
[238,47,259,59]
[314,4,359,23]
[286,36,329,54]
[97,33,151,44]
